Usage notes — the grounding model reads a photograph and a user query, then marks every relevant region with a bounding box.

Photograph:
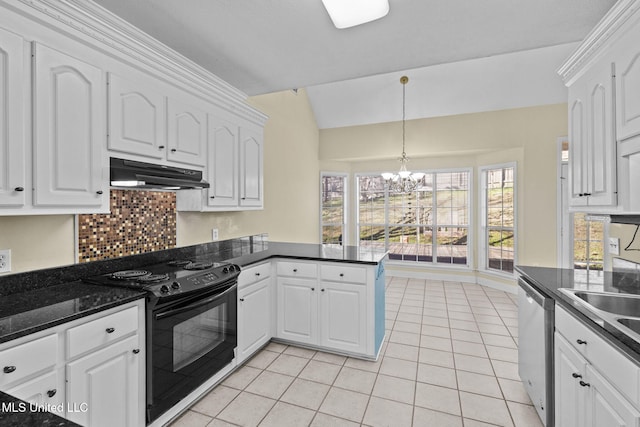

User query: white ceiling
[92,0,616,128]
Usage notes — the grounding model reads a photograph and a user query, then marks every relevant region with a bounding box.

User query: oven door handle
[155,283,237,320]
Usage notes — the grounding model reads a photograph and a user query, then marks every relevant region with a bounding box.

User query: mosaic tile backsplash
[78,189,176,262]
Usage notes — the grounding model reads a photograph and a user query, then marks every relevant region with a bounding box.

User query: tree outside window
[321,174,347,245]
[357,170,470,265]
[573,213,604,270]
[483,166,515,274]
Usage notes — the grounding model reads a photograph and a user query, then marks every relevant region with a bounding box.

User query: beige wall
[0,215,76,272]
[0,89,321,275]
[178,89,321,246]
[320,103,568,270]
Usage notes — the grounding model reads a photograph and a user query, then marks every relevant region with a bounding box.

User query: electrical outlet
[0,249,11,273]
[609,237,620,256]
[212,229,219,241]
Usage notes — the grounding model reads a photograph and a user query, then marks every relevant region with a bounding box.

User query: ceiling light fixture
[321,0,389,29]
[381,76,424,193]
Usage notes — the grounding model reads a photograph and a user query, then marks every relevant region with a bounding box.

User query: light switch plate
[212,229,219,241]
[0,249,11,273]
[609,237,620,256]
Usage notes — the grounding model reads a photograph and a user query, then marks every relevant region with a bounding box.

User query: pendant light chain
[402,79,406,158]
[381,75,424,193]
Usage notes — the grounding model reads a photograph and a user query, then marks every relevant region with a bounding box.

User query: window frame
[355,168,473,268]
[479,162,517,277]
[320,172,348,245]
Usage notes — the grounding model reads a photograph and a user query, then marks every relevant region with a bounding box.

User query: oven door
[148,281,237,423]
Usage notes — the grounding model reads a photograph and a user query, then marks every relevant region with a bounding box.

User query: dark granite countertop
[516,265,640,364]
[0,238,384,346]
[0,392,80,426]
[224,241,388,267]
[0,236,385,425]
[0,282,144,344]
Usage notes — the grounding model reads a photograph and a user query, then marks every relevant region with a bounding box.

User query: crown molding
[557,0,640,86]
[10,0,268,125]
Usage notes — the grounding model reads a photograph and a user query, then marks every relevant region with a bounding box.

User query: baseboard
[386,265,517,294]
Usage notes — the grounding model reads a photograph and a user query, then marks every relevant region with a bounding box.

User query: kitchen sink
[572,291,640,317]
[559,289,640,344]
[618,318,640,335]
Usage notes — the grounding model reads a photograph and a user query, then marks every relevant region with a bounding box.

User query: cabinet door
[239,126,263,208]
[167,97,206,167]
[107,73,166,159]
[555,333,587,427]
[615,24,640,142]
[319,281,367,354]
[0,27,25,207]
[567,84,588,207]
[237,278,271,363]
[207,115,238,207]
[32,43,107,207]
[586,365,640,427]
[5,370,62,409]
[567,62,617,208]
[585,62,617,207]
[66,335,142,427]
[276,277,317,345]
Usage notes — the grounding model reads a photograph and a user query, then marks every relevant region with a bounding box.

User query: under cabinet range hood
[110,157,209,190]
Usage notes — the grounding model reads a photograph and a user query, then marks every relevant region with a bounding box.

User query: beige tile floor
[170,277,543,427]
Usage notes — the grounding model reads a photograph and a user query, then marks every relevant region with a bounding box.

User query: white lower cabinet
[319,281,367,355]
[276,277,319,346]
[237,275,272,363]
[66,335,141,427]
[5,370,62,409]
[275,261,370,356]
[0,300,144,426]
[555,306,640,427]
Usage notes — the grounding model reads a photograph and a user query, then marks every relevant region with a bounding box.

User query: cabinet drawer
[238,262,271,288]
[320,264,366,284]
[276,261,317,278]
[556,306,640,403]
[0,334,57,387]
[67,306,138,358]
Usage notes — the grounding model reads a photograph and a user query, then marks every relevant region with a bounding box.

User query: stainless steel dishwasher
[518,277,554,427]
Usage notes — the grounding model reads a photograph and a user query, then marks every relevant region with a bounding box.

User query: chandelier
[381,76,424,193]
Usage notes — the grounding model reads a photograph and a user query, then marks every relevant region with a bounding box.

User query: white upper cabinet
[0,1,267,215]
[567,61,617,208]
[107,73,166,159]
[557,0,640,213]
[167,97,206,167]
[176,117,265,212]
[615,22,640,142]
[207,114,239,207]
[32,42,107,208]
[239,126,264,208]
[0,27,25,207]
[108,73,208,168]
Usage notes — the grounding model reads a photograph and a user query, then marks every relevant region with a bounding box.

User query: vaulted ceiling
[93,0,616,128]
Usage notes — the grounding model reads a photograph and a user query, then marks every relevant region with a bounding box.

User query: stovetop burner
[167,260,192,267]
[183,261,214,270]
[136,273,170,283]
[110,270,150,280]
[85,259,241,299]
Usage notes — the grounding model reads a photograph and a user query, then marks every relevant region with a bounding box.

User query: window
[357,170,470,265]
[482,165,515,274]
[573,213,604,270]
[321,173,347,244]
